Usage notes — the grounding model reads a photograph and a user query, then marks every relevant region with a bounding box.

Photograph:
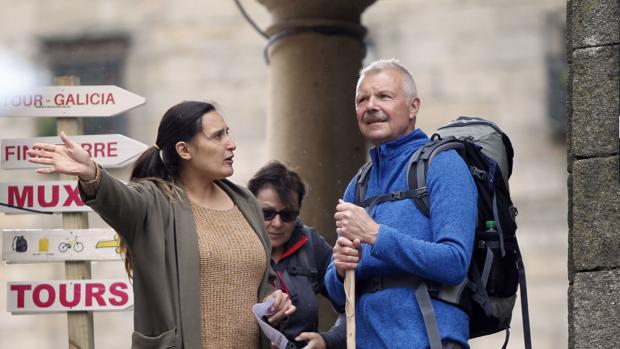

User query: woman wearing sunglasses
[248,161,345,349]
[27,101,294,349]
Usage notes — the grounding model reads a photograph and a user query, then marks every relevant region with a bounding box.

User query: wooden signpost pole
[54,75,95,349]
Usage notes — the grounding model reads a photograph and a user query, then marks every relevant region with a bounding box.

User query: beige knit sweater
[192,203,266,349]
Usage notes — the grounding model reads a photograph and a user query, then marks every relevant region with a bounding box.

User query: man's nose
[367,95,379,110]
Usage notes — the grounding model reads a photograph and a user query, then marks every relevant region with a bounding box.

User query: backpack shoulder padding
[354,160,373,206]
[407,136,466,217]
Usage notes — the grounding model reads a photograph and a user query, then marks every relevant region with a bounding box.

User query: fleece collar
[369,128,429,163]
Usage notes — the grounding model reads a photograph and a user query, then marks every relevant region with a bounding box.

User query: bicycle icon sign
[58,235,84,253]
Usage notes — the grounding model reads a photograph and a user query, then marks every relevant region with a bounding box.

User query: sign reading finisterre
[0,85,146,117]
[1,134,148,169]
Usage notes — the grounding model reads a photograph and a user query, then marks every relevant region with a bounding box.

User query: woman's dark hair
[130,101,217,182]
[248,160,306,209]
[122,101,216,279]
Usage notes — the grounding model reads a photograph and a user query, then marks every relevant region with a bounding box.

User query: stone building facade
[0,0,567,348]
[567,0,620,348]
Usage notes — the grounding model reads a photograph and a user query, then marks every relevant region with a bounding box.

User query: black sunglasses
[262,208,299,222]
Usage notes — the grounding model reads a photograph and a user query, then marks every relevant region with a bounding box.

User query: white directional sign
[1,134,147,169]
[7,279,133,314]
[0,85,145,117]
[3,229,122,263]
[0,181,91,214]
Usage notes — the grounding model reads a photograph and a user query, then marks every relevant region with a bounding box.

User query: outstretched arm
[27,131,152,244]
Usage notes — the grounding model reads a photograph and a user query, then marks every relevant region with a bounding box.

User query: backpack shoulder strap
[408,136,466,217]
[354,161,373,205]
[289,228,320,293]
[354,137,466,215]
[516,246,532,349]
[405,136,472,349]
[295,228,314,267]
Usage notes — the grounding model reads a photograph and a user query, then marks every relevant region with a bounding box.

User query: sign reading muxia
[2,229,122,263]
[7,279,133,314]
[1,134,147,169]
[0,181,91,214]
[0,85,145,117]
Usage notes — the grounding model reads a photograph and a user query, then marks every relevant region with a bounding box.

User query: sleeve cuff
[369,224,396,260]
[319,332,335,349]
[78,163,101,198]
[369,224,386,256]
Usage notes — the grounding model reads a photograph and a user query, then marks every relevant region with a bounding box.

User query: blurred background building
[0,0,567,348]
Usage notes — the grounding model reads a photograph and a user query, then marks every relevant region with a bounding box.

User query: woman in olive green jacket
[28,101,294,349]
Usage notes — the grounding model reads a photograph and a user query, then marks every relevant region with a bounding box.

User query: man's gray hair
[357,59,418,99]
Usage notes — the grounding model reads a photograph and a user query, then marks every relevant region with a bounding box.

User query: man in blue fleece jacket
[324,59,477,349]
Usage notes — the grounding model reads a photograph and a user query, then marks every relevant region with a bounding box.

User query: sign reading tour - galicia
[1,134,147,169]
[0,85,145,117]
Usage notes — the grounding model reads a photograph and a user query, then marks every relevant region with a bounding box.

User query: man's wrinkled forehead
[356,69,402,95]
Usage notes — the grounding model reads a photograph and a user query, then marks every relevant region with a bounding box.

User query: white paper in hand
[252,297,290,349]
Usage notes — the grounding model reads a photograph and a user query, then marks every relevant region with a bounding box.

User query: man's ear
[409,97,421,120]
[175,141,192,160]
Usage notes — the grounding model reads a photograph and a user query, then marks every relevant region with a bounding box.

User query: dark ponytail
[130,147,166,180]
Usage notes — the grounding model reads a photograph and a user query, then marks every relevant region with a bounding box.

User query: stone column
[258,0,375,244]
[567,0,620,348]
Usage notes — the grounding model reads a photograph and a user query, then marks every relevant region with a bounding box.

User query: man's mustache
[363,111,388,123]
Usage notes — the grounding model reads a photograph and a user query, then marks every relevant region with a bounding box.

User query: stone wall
[567,0,620,347]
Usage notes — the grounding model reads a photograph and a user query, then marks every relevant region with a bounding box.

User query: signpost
[0,181,90,214]
[1,134,147,169]
[2,229,122,263]
[0,85,146,117]
[1,76,145,349]
[7,279,133,314]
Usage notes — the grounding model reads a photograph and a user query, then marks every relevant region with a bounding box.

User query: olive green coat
[80,168,275,349]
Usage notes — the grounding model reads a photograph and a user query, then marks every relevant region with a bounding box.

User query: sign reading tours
[0,181,90,214]
[1,134,148,169]
[0,85,146,117]
[2,229,122,263]
[7,279,133,314]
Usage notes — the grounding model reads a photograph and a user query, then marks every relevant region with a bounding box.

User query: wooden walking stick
[345,269,356,349]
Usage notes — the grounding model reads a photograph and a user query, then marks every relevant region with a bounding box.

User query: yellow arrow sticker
[95,234,120,254]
